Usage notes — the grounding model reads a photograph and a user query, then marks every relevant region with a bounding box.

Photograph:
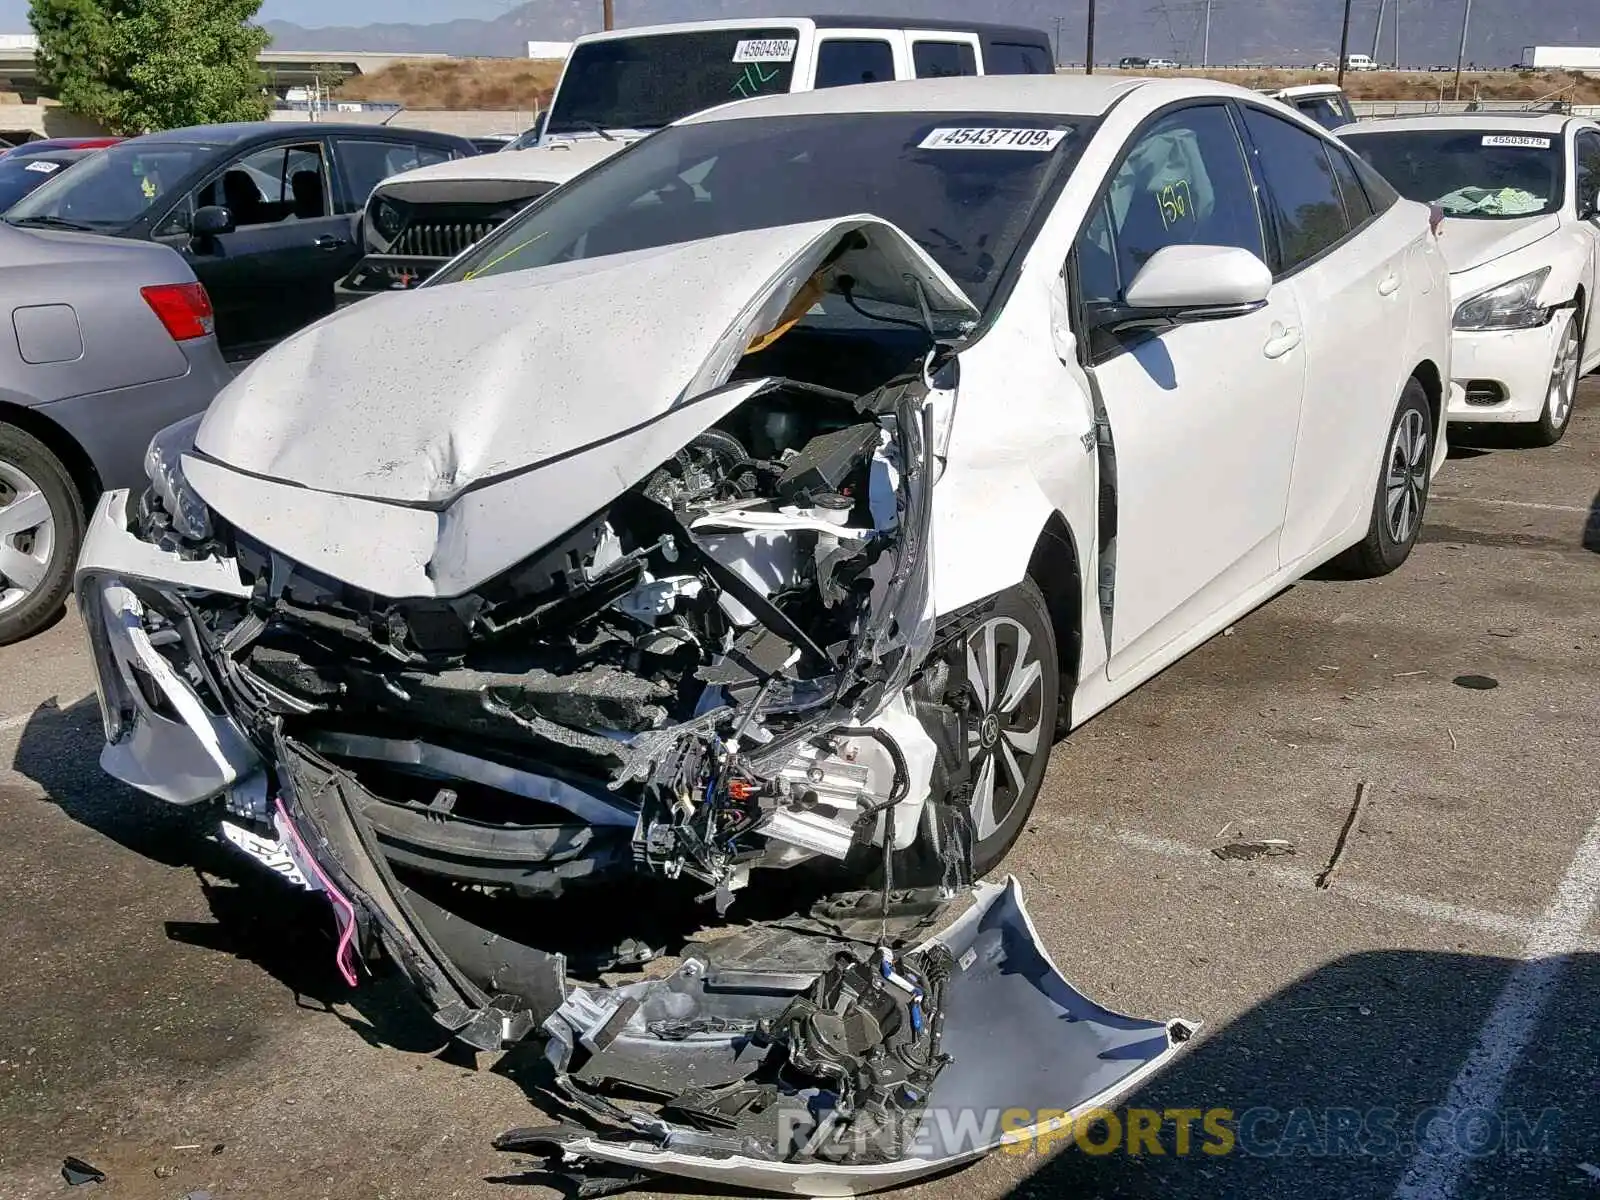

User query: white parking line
[1431,493,1591,516]
[1066,822,1549,941]
[1392,808,1600,1200]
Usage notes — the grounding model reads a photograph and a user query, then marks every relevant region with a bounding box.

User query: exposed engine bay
[146,342,974,914]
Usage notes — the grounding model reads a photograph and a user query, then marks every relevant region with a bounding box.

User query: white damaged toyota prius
[75,76,1452,1193]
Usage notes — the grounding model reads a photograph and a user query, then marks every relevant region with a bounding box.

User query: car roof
[3,147,95,164]
[1342,111,1573,136]
[680,73,1157,125]
[1271,84,1346,99]
[119,122,471,147]
[573,16,1049,45]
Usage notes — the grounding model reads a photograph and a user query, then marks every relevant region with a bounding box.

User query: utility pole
[1393,0,1400,69]
[603,0,614,31]
[1054,16,1063,66]
[1371,0,1385,62]
[1336,0,1353,86]
[1085,0,1097,74]
[1453,0,1472,100]
[1202,0,1212,67]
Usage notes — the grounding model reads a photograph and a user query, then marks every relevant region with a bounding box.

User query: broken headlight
[1453,267,1551,331]
[143,413,213,543]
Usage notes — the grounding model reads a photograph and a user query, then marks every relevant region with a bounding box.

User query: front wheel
[1526,306,1582,447]
[959,579,1060,876]
[1334,378,1433,579]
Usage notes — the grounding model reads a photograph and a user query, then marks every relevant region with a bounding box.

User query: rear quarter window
[984,40,1053,75]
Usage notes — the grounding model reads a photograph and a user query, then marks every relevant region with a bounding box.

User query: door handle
[1378,273,1401,296]
[314,235,349,250]
[1263,322,1302,360]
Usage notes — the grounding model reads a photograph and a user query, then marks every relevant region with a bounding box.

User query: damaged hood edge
[193,216,976,510]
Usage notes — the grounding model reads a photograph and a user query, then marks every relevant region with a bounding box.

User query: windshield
[547,27,802,136]
[1294,96,1353,130]
[6,142,212,229]
[1344,129,1565,218]
[435,112,1084,312]
[0,155,85,212]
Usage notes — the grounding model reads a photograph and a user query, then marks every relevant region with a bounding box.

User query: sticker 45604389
[919,127,1069,152]
[733,38,798,63]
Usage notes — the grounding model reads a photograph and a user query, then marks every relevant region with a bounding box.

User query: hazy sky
[0,1,519,29]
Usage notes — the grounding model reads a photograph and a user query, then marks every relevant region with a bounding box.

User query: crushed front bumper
[75,493,1198,1195]
[75,490,259,806]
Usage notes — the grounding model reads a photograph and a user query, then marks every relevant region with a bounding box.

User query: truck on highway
[1520,45,1600,70]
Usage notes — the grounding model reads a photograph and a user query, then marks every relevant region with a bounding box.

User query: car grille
[393,219,504,261]
[1464,380,1507,407]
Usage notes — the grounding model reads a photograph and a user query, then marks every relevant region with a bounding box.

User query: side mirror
[1580,190,1600,222]
[1124,244,1272,319]
[192,205,235,238]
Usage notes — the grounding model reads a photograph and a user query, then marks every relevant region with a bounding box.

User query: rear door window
[1240,106,1352,272]
[814,38,896,88]
[333,139,452,212]
[912,40,977,78]
[1328,144,1376,229]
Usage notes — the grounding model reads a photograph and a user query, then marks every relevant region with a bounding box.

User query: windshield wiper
[570,120,617,142]
[8,214,98,231]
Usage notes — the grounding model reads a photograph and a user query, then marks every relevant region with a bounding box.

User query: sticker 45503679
[919,127,1070,152]
[1482,134,1553,149]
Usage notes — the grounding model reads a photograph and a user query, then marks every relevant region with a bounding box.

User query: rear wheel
[1334,378,1433,579]
[960,579,1060,876]
[0,424,84,646]
[1526,306,1582,447]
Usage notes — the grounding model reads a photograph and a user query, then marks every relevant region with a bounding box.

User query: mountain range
[262,0,1597,69]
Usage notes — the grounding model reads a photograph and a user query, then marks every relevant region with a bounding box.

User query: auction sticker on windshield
[733,38,798,63]
[920,127,1069,151]
[1482,135,1553,148]
[24,161,59,173]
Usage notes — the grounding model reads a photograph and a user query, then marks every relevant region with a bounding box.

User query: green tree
[30,0,271,135]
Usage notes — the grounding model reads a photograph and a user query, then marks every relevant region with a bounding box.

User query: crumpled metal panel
[523,878,1196,1196]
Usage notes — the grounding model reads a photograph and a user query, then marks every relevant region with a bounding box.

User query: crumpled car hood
[186,217,974,599]
[194,218,975,508]
[1438,213,1559,274]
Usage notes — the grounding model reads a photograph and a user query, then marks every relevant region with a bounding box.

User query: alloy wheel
[1546,316,1582,430]
[1384,407,1429,546]
[0,459,55,617]
[964,616,1047,841]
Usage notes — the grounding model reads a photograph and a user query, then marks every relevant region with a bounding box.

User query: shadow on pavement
[1584,488,1600,555]
[12,694,454,1056]
[1004,950,1598,1200]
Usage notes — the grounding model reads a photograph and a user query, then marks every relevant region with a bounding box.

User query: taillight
[141,282,215,341]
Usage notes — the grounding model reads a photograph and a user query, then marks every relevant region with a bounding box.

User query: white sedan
[73,75,1451,1190]
[1343,112,1600,444]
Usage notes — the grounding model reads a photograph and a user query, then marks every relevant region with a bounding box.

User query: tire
[958,579,1061,876]
[0,424,85,646]
[1526,305,1582,448]
[1334,378,1433,579]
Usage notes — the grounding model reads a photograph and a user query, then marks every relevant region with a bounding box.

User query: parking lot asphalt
[1,381,1596,1200]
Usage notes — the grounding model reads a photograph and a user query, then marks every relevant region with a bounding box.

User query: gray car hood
[187,217,976,599]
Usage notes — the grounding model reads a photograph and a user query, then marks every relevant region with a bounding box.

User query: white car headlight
[1453,267,1552,331]
[144,413,213,542]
